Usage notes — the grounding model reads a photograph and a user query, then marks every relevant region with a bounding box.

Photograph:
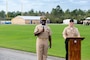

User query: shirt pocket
[66,29,71,33]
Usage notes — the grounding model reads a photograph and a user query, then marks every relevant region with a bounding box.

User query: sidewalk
[0,48,65,60]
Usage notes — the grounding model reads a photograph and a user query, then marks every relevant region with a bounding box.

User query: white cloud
[79,0,88,4]
[0,0,90,12]
[68,0,88,4]
[69,0,74,2]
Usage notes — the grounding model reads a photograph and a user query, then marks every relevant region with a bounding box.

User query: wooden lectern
[66,37,84,60]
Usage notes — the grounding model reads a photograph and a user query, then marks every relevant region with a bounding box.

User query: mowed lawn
[0,24,90,60]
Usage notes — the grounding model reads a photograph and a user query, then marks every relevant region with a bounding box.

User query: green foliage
[0,24,90,60]
[0,10,5,19]
[0,5,90,23]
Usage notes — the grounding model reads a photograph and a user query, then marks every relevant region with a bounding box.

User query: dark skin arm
[34,28,44,36]
[34,20,46,36]
[34,32,42,36]
[49,35,52,48]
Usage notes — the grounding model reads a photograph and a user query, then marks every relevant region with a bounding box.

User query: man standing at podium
[62,19,80,60]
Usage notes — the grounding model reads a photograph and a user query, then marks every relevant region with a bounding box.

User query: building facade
[11,16,41,24]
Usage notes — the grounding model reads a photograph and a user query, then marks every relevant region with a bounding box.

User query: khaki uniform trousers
[36,38,48,60]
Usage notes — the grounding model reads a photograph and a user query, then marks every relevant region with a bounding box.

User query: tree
[64,9,71,19]
[15,11,22,16]
[28,9,35,16]
[0,5,90,23]
[50,5,64,23]
[23,12,29,16]
[86,10,90,17]
[0,10,5,19]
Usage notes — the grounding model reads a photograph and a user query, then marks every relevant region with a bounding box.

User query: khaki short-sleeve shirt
[34,24,51,39]
[62,26,80,38]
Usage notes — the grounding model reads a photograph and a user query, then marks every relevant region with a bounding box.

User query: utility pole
[6,0,8,19]
[21,2,23,16]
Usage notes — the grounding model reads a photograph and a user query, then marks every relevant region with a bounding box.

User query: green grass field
[0,24,90,60]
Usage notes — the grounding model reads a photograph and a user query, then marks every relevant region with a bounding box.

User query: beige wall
[25,20,30,24]
[32,20,40,24]
[11,17,40,24]
[11,17,25,24]
[24,20,40,24]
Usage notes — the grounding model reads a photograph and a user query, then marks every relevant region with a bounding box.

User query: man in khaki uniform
[62,19,80,60]
[34,16,52,60]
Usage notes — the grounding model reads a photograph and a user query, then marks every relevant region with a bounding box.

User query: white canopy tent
[63,19,77,24]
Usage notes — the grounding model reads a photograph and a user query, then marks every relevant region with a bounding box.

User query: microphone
[42,25,45,32]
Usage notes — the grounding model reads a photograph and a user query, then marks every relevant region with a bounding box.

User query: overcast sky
[0,0,90,13]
